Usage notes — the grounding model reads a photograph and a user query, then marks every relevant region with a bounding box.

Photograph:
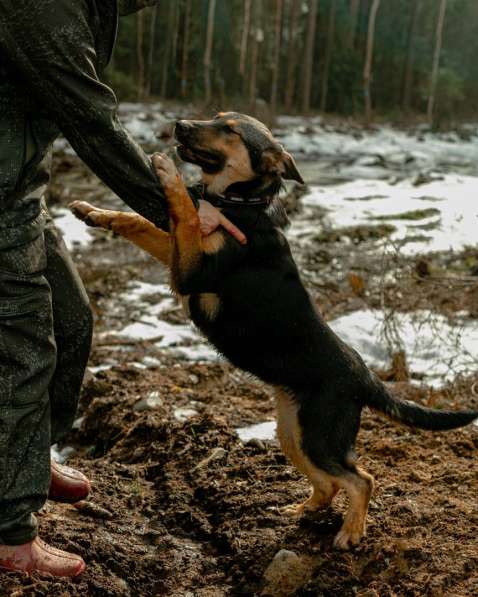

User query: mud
[2,362,477,596]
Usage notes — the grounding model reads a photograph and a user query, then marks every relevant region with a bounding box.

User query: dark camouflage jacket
[0,0,168,250]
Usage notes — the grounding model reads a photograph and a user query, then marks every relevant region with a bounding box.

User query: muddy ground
[1,146,478,596]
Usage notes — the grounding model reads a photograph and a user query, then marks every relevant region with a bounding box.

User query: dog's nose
[175,120,192,136]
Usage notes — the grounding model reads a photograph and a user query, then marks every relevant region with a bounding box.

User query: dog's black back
[184,201,478,443]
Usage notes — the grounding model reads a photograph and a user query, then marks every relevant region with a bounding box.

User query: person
[0,0,246,577]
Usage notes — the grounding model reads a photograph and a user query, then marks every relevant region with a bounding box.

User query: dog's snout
[175,120,192,137]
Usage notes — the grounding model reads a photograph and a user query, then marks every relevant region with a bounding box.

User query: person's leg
[43,215,93,445]
[0,233,56,546]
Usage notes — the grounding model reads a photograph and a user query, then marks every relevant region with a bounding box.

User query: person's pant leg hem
[0,514,38,546]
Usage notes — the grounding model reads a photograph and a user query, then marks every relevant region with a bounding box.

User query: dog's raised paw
[70,201,110,228]
[152,153,179,188]
[70,201,96,221]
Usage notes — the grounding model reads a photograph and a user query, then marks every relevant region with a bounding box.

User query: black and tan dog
[71,113,478,550]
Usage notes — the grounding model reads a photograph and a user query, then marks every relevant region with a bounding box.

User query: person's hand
[198,200,247,245]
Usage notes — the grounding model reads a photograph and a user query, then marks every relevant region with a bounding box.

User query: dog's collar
[189,183,272,207]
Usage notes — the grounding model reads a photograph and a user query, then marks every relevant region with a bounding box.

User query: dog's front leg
[153,154,203,292]
[70,201,172,266]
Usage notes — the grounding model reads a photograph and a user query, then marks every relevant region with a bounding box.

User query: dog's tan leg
[70,201,171,265]
[333,468,374,550]
[153,154,203,284]
[275,388,339,516]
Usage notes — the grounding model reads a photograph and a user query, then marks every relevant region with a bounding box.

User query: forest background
[107,0,478,127]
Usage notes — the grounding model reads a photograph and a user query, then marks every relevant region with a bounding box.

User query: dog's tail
[365,381,478,431]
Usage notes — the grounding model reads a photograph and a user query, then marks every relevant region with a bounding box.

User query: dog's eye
[223,124,238,135]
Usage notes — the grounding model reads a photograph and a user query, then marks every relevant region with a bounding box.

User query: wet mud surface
[2,133,478,596]
[2,363,477,596]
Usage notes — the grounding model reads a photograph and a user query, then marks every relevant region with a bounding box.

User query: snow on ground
[275,117,478,177]
[51,106,477,390]
[104,282,477,390]
[107,281,218,362]
[329,310,478,388]
[295,174,478,256]
[236,421,277,442]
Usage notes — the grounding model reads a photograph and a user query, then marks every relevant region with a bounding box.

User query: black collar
[189,180,275,208]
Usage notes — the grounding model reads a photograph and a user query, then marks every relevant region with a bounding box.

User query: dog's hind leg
[70,201,171,265]
[298,393,374,549]
[332,466,374,550]
[275,388,339,516]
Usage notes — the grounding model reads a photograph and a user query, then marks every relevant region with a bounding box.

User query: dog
[71,112,478,549]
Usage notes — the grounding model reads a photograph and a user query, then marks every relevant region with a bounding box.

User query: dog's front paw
[153,153,180,191]
[70,201,102,227]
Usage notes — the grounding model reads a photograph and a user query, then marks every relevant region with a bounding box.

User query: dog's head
[174,112,304,197]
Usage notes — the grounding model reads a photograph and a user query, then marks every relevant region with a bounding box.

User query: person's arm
[0,0,170,226]
[0,0,246,243]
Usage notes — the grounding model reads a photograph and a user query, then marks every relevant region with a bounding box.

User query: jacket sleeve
[0,0,175,230]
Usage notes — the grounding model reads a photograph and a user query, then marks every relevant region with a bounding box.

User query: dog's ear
[261,148,304,184]
[281,151,304,184]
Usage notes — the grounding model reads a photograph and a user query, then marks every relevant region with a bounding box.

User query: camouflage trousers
[0,210,93,545]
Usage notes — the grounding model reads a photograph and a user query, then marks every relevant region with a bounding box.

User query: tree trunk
[204,0,216,104]
[427,0,447,124]
[285,0,300,112]
[301,0,318,114]
[171,1,180,70]
[363,0,380,125]
[239,0,252,77]
[145,4,158,98]
[320,0,336,112]
[136,10,145,101]
[160,1,175,98]
[347,0,360,49]
[249,0,263,114]
[180,0,191,99]
[402,0,420,112]
[270,0,284,120]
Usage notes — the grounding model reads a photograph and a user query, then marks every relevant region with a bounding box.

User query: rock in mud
[74,501,114,520]
[133,391,163,412]
[262,549,311,596]
[192,447,227,471]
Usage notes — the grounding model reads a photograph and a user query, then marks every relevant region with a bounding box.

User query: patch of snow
[295,174,478,255]
[329,309,478,387]
[174,343,219,362]
[111,281,219,363]
[52,209,94,250]
[276,120,478,177]
[89,364,116,374]
[174,407,199,422]
[236,421,276,442]
[142,356,162,368]
[51,444,76,464]
[72,416,85,430]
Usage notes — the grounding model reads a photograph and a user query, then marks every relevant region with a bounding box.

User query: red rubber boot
[0,537,85,577]
[48,461,91,504]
